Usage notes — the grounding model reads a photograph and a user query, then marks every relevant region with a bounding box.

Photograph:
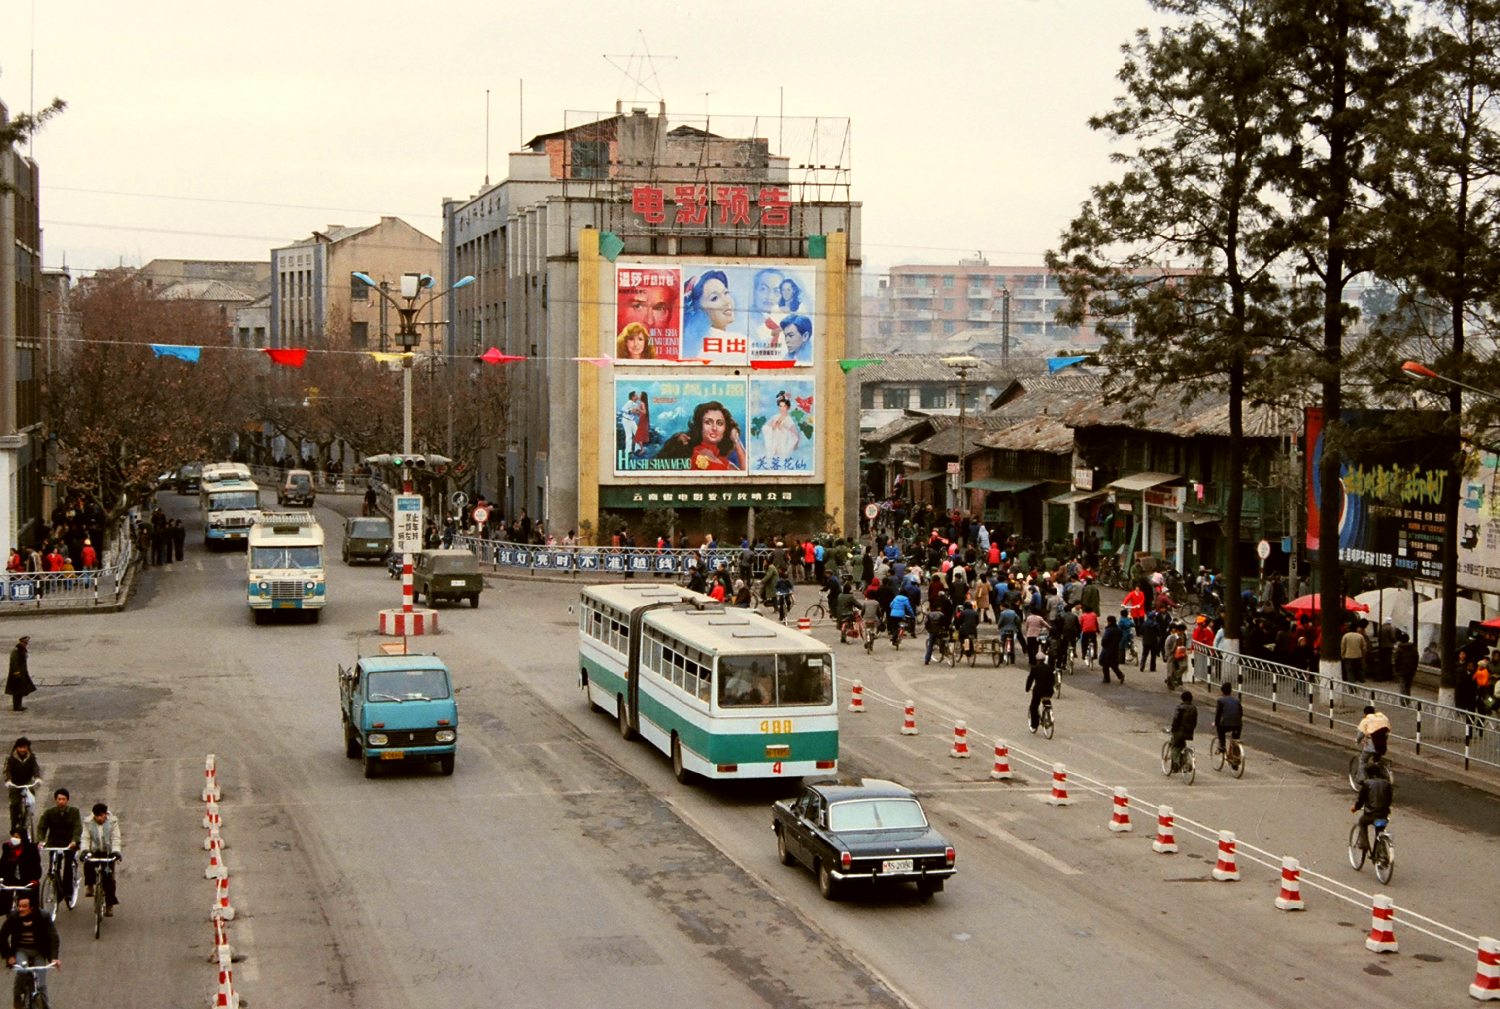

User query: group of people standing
[135,507,186,569]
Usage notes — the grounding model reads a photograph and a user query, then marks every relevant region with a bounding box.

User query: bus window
[779,654,833,706]
[718,655,775,707]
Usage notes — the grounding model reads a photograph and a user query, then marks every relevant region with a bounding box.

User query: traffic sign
[1256,539,1271,561]
[450,491,469,510]
[393,494,424,554]
[472,505,490,526]
[864,503,879,521]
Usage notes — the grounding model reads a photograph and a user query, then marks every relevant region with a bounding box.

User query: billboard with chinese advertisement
[1304,407,1455,580]
[613,262,816,367]
[748,377,816,474]
[1458,449,1500,593]
[615,377,750,475]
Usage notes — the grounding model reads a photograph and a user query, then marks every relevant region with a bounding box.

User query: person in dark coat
[1392,631,1419,700]
[1099,614,1125,684]
[5,638,34,712]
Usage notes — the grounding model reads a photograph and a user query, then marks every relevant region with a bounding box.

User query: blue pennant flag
[1046,355,1088,374]
[151,344,202,363]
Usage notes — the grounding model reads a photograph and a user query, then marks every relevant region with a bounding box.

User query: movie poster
[614,265,682,362]
[615,377,749,475]
[748,377,816,474]
[677,264,817,366]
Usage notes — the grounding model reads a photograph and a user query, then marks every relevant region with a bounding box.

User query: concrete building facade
[0,99,45,558]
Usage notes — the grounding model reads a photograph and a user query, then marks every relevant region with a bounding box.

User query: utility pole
[943,356,981,516]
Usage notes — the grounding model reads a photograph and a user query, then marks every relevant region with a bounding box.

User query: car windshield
[251,546,321,569]
[350,519,390,537]
[828,798,927,832]
[717,653,832,708]
[431,555,478,574]
[366,668,450,700]
[209,492,258,511]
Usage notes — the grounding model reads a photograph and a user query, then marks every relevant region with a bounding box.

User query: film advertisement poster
[677,264,817,366]
[1458,450,1500,593]
[748,377,816,474]
[615,377,749,475]
[614,266,682,361]
[1304,407,1453,579]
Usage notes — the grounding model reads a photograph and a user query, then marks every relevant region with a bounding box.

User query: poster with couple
[614,262,816,367]
[614,376,816,477]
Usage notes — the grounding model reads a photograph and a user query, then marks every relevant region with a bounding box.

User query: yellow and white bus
[199,478,261,547]
[247,511,326,623]
[578,583,839,783]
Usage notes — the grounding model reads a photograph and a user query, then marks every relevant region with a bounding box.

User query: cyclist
[0,895,58,1004]
[35,788,80,904]
[923,602,952,666]
[1022,610,1048,665]
[835,585,859,643]
[79,803,122,916]
[0,829,40,916]
[1350,756,1394,854]
[887,590,915,647]
[996,602,1021,665]
[1168,690,1198,772]
[773,570,795,624]
[1212,681,1243,763]
[1024,651,1056,732]
[1354,705,1391,784]
[954,600,980,660]
[2,740,40,838]
[1078,607,1100,665]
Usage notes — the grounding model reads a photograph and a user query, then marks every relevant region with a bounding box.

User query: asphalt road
[5,491,1496,1008]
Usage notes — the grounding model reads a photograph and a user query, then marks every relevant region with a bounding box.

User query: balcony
[898,309,936,322]
[896,287,937,299]
[967,288,989,299]
[967,310,995,323]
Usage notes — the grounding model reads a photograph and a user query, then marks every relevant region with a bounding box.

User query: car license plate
[366,542,381,548]
[380,750,405,761]
[451,579,468,587]
[274,601,297,609]
[881,859,913,874]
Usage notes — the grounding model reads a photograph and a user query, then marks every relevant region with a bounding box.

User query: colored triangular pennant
[264,348,308,368]
[479,347,526,365]
[150,344,201,363]
[1047,355,1088,373]
[838,357,884,373]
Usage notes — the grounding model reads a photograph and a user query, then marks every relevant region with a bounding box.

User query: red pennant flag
[479,347,526,365]
[263,347,308,368]
[750,359,797,370]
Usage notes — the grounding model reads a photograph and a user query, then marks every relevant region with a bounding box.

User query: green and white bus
[578,583,839,783]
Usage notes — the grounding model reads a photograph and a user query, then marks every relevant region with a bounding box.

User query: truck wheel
[470,594,480,608]
[363,753,379,778]
[252,609,267,626]
[438,754,455,776]
[344,723,359,759]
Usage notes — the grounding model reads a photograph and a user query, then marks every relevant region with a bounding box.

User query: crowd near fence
[0,519,135,609]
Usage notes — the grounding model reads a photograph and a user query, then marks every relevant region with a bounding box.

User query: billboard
[613,262,816,367]
[616,377,749,474]
[747,377,816,474]
[1304,408,1454,580]
[1458,449,1500,593]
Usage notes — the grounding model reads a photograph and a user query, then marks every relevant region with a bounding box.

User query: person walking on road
[1099,615,1125,684]
[5,637,34,713]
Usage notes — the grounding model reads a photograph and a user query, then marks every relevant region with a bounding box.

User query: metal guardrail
[0,519,135,611]
[1196,642,1500,774]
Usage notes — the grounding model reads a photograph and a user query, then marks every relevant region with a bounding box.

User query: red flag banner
[263,348,308,368]
[479,348,526,365]
[750,359,797,370]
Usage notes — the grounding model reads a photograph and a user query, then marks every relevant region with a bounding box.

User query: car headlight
[434,730,456,743]
[258,582,270,593]
[367,733,389,746]
[304,581,315,593]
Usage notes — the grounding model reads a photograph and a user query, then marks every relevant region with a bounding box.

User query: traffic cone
[211,874,235,920]
[989,741,1014,780]
[202,754,220,802]
[1152,806,1179,853]
[901,700,918,735]
[205,844,227,880]
[1046,763,1074,806]
[208,915,234,962]
[203,823,229,852]
[1470,936,1500,1000]
[1366,894,1398,953]
[848,680,865,713]
[1212,830,1240,881]
[202,800,221,831]
[1274,856,1305,911]
[949,721,971,758]
[214,957,239,1009]
[797,616,812,633]
[1108,787,1132,832]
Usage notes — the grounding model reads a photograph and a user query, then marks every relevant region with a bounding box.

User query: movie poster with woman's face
[748,377,816,474]
[668,264,816,366]
[614,266,682,362]
[614,377,749,475]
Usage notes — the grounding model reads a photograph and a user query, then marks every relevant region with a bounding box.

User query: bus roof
[202,462,252,483]
[206,480,259,494]
[249,512,324,545]
[643,604,828,655]
[580,582,715,614]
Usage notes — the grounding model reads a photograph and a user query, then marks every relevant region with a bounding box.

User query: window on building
[860,386,875,409]
[942,299,954,311]
[254,327,266,347]
[942,275,955,287]
[943,321,956,334]
[351,321,370,349]
[919,386,947,409]
[882,387,910,409]
[571,140,609,179]
[351,273,369,300]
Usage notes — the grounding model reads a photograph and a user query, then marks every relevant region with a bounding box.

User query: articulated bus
[578,583,839,783]
[199,479,261,547]
[247,511,326,623]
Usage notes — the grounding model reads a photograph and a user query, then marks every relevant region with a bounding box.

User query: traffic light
[365,452,448,471]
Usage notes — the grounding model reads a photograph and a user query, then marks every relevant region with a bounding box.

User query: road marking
[944,807,1082,876]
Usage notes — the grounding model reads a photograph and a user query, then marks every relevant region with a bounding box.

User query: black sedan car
[772,777,955,901]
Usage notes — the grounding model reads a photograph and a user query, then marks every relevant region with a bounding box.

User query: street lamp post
[942,355,982,517]
[353,271,474,635]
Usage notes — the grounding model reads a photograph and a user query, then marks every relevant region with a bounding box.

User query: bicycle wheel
[94,873,105,939]
[1041,706,1055,740]
[1348,823,1367,870]
[1211,737,1226,771]
[1230,741,1246,779]
[1373,836,1394,884]
[805,603,825,624]
[945,641,957,667]
[1180,748,1196,785]
[1348,754,1363,792]
[38,873,57,920]
[1160,740,1174,776]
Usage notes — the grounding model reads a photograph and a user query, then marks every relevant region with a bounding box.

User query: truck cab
[339,651,458,777]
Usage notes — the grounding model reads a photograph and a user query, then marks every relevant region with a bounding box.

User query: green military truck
[339,649,458,778]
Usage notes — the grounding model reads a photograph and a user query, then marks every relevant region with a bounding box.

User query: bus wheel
[617,696,636,741]
[671,735,692,785]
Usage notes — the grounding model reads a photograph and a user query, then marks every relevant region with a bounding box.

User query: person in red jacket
[1191,615,1217,683]
[1123,586,1146,620]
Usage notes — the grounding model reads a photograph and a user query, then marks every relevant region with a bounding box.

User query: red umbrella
[1481,616,1500,630]
[1283,594,1370,615]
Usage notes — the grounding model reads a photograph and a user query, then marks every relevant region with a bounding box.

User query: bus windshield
[717,653,831,708]
[250,546,321,569]
[209,492,259,511]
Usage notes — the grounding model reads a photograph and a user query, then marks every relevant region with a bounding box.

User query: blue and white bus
[199,479,261,547]
[578,583,839,783]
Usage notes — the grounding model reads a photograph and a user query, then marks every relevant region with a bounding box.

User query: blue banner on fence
[7,581,35,602]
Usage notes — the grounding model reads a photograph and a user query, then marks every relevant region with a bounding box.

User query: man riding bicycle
[35,788,80,904]
[0,895,58,1004]
[1168,691,1198,772]
[1212,681,1243,759]
[0,828,40,916]
[1024,652,1056,732]
[1351,756,1394,853]
[954,600,980,659]
[996,603,1021,664]
[3,740,40,838]
[887,591,915,646]
[923,603,952,666]
[80,803,122,916]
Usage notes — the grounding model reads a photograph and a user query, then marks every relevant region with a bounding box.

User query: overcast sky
[1,0,1167,279]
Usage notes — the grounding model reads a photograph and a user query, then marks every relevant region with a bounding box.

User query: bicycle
[37,847,77,921]
[774,590,793,625]
[10,961,55,1009]
[1160,734,1196,785]
[1348,816,1394,884]
[83,853,118,939]
[1000,631,1017,666]
[803,601,827,625]
[1209,735,1247,778]
[1030,697,1055,739]
[838,610,863,645]
[6,781,39,841]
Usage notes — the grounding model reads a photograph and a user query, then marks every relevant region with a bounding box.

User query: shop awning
[1107,471,1181,492]
[906,469,943,483]
[1048,489,1105,506]
[962,477,1043,493]
[1164,510,1219,525]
